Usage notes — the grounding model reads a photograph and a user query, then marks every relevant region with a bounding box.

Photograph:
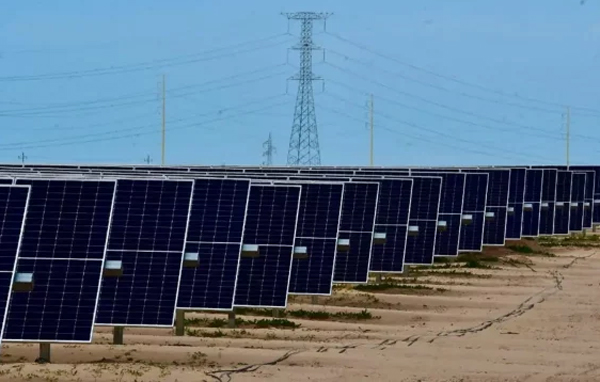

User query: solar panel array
[0,163,593,346]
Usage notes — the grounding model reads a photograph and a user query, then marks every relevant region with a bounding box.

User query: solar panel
[4,179,116,342]
[463,169,510,246]
[539,169,557,235]
[95,179,194,327]
[554,170,572,235]
[459,173,489,252]
[582,171,595,229]
[331,182,379,283]
[522,169,543,237]
[410,172,465,257]
[0,185,30,350]
[257,181,344,296]
[177,178,251,311]
[505,168,526,240]
[233,184,301,308]
[366,179,413,273]
[569,172,586,232]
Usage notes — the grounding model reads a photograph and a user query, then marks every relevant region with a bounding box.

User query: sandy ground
[1,247,599,381]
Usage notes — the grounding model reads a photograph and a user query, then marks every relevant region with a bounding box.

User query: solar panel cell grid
[234,185,301,308]
[539,169,557,235]
[177,178,251,311]
[522,169,544,237]
[554,171,572,235]
[4,179,116,343]
[459,173,488,252]
[96,179,194,327]
[569,173,586,232]
[505,168,526,240]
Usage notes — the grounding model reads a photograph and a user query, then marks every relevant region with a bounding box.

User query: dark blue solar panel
[539,169,557,235]
[0,186,30,346]
[464,169,510,246]
[522,169,543,237]
[332,182,379,284]
[96,179,194,327]
[459,173,488,252]
[403,177,442,265]
[554,171,572,235]
[178,179,251,311]
[368,179,413,273]
[284,183,343,295]
[569,173,586,232]
[412,172,465,257]
[506,168,526,240]
[234,185,301,308]
[4,179,115,342]
[583,171,595,229]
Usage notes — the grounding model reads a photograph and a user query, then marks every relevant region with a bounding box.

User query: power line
[0,34,292,82]
[325,31,600,115]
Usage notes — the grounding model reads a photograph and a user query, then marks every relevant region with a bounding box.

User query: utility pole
[566,106,570,169]
[18,152,27,164]
[369,94,374,166]
[161,74,166,166]
[283,12,332,166]
[143,155,152,164]
[262,132,276,166]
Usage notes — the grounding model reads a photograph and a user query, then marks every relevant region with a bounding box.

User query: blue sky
[1,0,599,166]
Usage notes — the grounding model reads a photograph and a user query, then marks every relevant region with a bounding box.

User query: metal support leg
[311,295,318,305]
[228,310,236,328]
[402,266,410,277]
[375,274,382,283]
[37,343,51,363]
[175,310,185,336]
[113,326,124,345]
[272,309,282,318]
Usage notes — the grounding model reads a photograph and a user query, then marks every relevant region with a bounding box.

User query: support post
[402,266,410,277]
[375,274,382,283]
[175,309,185,336]
[272,309,282,318]
[113,326,124,345]
[311,295,318,305]
[37,343,51,363]
[228,310,236,328]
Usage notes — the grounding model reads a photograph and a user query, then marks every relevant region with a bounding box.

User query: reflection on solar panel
[459,173,489,252]
[177,178,251,311]
[522,169,543,237]
[4,179,116,342]
[554,171,572,235]
[539,169,557,235]
[411,172,465,257]
[464,169,510,246]
[265,182,344,296]
[367,179,413,273]
[0,185,30,350]
[96,179,194,327]
[505,168,526,240]
[233,185,301,308]
[569,173,586,232]
[332,182,379,284]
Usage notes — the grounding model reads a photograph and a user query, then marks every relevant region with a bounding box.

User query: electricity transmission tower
[18,152,27,164]
[262,132,276,166]
[282,12,331,165]
[143,154,153,164]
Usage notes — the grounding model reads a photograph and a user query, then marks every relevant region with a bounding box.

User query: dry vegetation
[2,234,600,381]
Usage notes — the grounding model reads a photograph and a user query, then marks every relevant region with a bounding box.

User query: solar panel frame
[233,184,302,309]
[505,168,526,241]
[95,178,195,328]
[3,178,117,343]
[554,170,573,235]
[538,168,557,235]
[250,180,345,296]
[0,185,30,349]
[569,172,586,233]
[522,169,544,237]
[176,178,252,312]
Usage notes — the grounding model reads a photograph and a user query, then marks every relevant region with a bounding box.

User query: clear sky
[1,0,599,167]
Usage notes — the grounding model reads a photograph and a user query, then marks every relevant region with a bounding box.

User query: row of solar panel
[0,164,594,347]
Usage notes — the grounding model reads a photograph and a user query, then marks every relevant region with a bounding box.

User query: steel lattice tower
[283,12,331,165]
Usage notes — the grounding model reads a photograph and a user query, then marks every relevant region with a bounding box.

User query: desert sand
[1,245,599,382]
